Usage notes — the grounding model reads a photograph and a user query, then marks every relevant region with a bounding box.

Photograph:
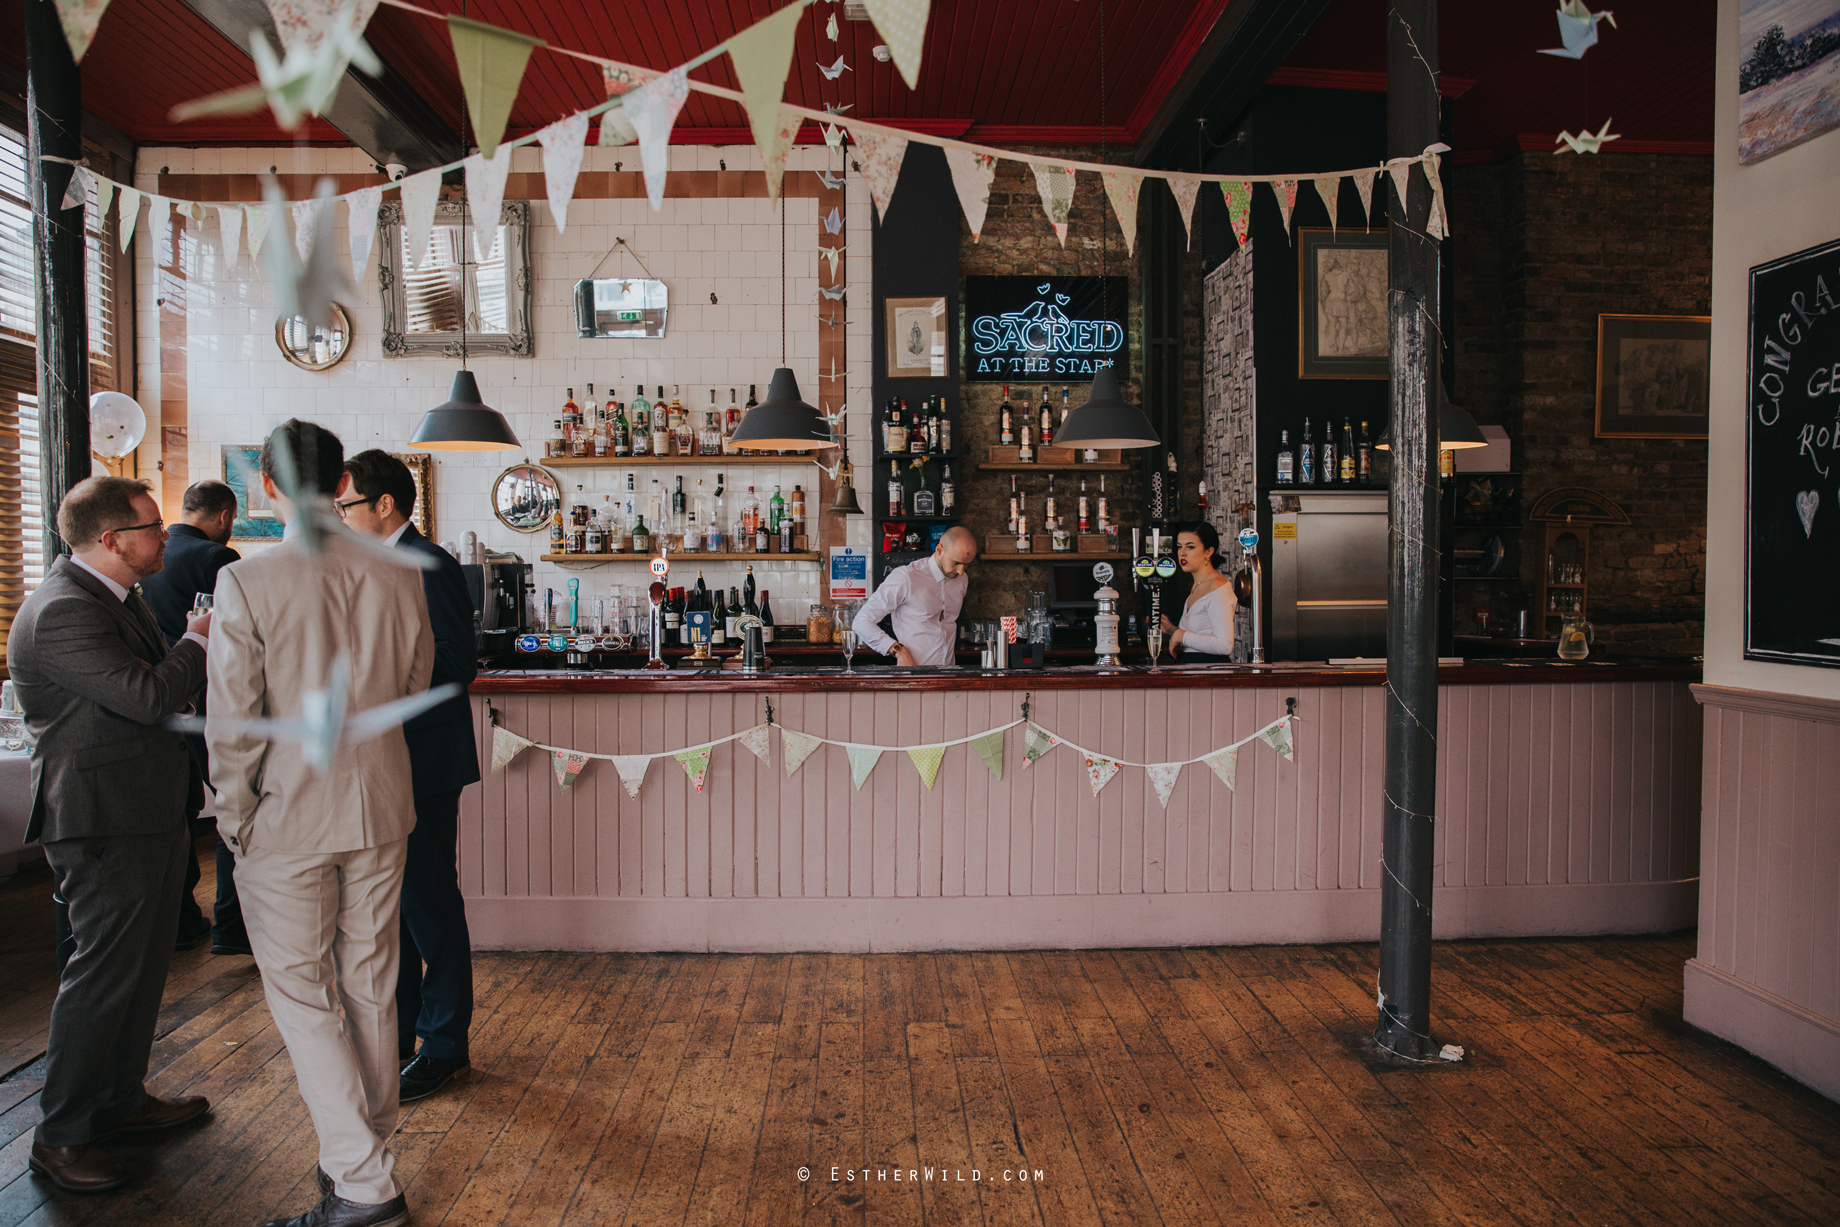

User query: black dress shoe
[211,933,254,957]
[315,1165,333,1196]
[261,1192,408,1227]
[399,1052,468,1103]
[174,914,212,951]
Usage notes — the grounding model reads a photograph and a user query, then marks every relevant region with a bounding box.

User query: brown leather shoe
[28,1140,129,1193]
[92,1093,210,1140]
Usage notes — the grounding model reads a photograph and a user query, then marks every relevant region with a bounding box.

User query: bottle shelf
[878,514,959,523]
[977,462,1131,473]
[540,552,822,564]
[877,452,958,461]
[544,454,820,467]
[978,552,1134,563]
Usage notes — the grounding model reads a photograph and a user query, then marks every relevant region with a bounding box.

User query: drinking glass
[840,627,858,673]
[193,593,214,616]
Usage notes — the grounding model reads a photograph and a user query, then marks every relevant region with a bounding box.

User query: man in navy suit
[337,451,479,1102]
[137,480,246,955]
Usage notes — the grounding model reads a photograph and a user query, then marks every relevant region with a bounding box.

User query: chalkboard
[1746,236,1840,667]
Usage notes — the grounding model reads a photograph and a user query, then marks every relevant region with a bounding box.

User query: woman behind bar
[1160,521,1236,664]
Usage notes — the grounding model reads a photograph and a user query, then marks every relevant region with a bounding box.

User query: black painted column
[1376,0,1441,1060]
[25,0,91,563]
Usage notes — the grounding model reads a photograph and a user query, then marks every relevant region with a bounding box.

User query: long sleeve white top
[851,554,966,666]
[1177,582,1236,658]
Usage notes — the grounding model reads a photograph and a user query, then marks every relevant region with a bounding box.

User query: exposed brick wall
[1449,153,1711,655]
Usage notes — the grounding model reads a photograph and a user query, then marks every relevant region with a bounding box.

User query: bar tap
[1238,524,1265,664]
[1092,563,1122,669]
[1134,528,1177,665]
[645,580,669,670]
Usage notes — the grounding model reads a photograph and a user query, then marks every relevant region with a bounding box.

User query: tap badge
[1133,556,1155,578]
[1238,527,1260,551]
[1092,562,1114,585]
[649,556,670,578]
[516,634,541,653]
[1155,557,1178,579]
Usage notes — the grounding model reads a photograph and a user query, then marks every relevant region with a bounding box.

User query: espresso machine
[465,550,530,656]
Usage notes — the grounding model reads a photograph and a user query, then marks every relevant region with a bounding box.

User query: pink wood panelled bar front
[458,666,1703,952]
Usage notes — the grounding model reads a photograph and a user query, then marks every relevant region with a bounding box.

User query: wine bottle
[1276,429,1295,486]
[1300,418,1317,486]
[726,587,742,639]
[941,465,956,515]
[742,566,758,617]
[1038,384,1054,447]
[711,589,727,645]
[1339,418,1356,484]
[1078,477,1090,531]
[1008,475,1020,534]
[1000,385,1014,446]
[1357,420,1373,485]
[910,398,927,454]
[758,590,775,642]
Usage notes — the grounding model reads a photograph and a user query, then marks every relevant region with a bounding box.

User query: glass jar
[806,604,834,645]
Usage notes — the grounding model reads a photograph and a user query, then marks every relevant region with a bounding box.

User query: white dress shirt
[851,554,966,666]
[1177,581,1235,657]
[73,554,209,652]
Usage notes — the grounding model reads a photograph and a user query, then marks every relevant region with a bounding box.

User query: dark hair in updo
[1176,520,1222,570]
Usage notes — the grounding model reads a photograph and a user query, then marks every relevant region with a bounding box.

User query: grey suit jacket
[8,556,208,844]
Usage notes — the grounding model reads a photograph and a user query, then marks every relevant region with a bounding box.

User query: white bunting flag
[758,108,801,203]
[1351,168,1377,225]
[464,145,512,260]
[399,167,441,268]
[59,164,93,212]
[54,0,115,62]
[847,745,882,790]
[1387,160,1413,216]
[783,729,823,776]
[738,724,772,765]
[1165,174,1201,249]
[115,188,141,252]
[92,176,115,226]
[943,147,996,242]
[1102,170,1143,256]
[1032,162,1076,246]
[852,127,908,223]
[860,0,931,90]
[490,725,532,772]
[218,205,244,271]
[1146,762,1183,809]
[536,110,590,233]
[264,0,381,53]
[291,199,317,262]
[244,201,272,265]
[727,2,805,195]
[1084,753,1120,797]
[610,755,651,798]
[623,66,689,210]
[1269,179,1296,240]
[345,185,381,282]
[1313,175,1341,233]
[552,749,590,789]
[146,194,173,251]
[1422,151,1448,241]
[1203,745,1239,791]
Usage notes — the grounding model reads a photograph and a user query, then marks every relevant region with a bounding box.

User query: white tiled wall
[132,142,872,615]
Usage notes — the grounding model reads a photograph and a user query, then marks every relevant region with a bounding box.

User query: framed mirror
[378,199,533,357]
[389,451,434,541]
[276,303,353,370]
[574,277,669,338]
[492,462,560,532]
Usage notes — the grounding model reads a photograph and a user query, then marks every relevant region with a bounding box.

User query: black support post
[1376,0,1441,1060]
[25,0,91,562]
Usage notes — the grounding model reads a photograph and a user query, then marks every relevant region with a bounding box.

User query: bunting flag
[1351,168,1377,224]
[847,744,882,790]
[1146,762,1182,809]
[943,148,996,242]
[1032,162,1076,245]
[218,205,244,271]
[280,179,352,330]
[1165,174,1201,249]
[446,15,544,160]
[146,195,171,248]
[758,108,801,203]
[1084,753,1120,797]
[1258,716,1295,761]
[116,187,141,253]
[54,0,113,62]
[346,184,381,282]
[552,749,590,789]
[971,729,1005,780]
[1313,175,1340,233]
[1203,745,1239,791]
[623,66,689,210]
[860,0,930,90]
[907,744,946,790]
[737,723,772,765]
[1023,722,1061,767]
[1221,181,1253,247]
[260,184,299,304]
[92,175,115,226]
[610,755,651,798]
[675,745,713,792]
[1422,152,1447,241]
[1387,160,1413,215]
[536,110,590,233]
[399,167,441,268]
[491,725,533,772]
[727,2,805,195]
[1269,179,1297,240]
[598,61,648,147]
[291,198,317,262]
[598,100,638,148]
[464,145,513,258]
[1101,170,1142,257]
[783,729,823,776]
[59,164,93,212]
[853,128,908,224]
[243,200,271,264]
[263,0,382,53]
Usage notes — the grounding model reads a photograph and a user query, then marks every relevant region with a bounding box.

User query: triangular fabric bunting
[971,729,1004,780]
[1258,716,1296,761]
[291,199,317,262]
[1101,170,1142,256]
[599,60,649,149]
[907,744,946,790]
[145,195,171,249]
[675,745,713,793]
[942,147,996,242]
[727,2,805,193]
[552,748,590,789]
[92,176,115,227]
[1022,722,1060,767]
[399,168,441,268]
[243,200,271,264]
[464,145,513,259]
[59,164,93,212]
[345,185,381,282]
[610,755,651,797]
[490,725,532,772]
[1031,162,1076,245]
[446,14,544,160]
[115,187,141,253]
[1165,174,1201,249]
[1084,753,1120,797]
[1269,179,1297,240]
[536,110,589,233]
[1313,175,1340,233]
[783,729,823,776]
[1387,161,1412,216]
[758,108,801,203]
[1351,168,1377,224]
[1421,152,1447,241]
[1146,762,1183,809]
[1203,745,1239,791]
[860,0,930,90]
[55,0,113,62]
[847,744,882,790]
[217,205,244,271]
[1220,181,1252,248]
[623,66,689,210]
[738,723,772,765]
[852,128,908,223]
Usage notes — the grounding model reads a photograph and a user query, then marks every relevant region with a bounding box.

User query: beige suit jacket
[206,531,435,855]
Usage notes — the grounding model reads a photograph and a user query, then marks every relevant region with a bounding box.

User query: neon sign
[963,276,1129,382]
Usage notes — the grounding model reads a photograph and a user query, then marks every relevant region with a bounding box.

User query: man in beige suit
[207,421,432,1227]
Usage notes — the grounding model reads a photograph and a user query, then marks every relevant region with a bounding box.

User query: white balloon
[89,391,147,459]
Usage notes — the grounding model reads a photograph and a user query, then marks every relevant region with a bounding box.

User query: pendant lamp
[730,189,837,452]
[1373,394,1489,451]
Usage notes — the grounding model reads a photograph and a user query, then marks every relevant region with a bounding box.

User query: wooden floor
[3,843,1840,1226]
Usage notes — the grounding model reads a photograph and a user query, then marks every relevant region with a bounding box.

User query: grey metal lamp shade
[729,367,837,451]
[1053,366,1161,449]
[1374,395,1489,451]
[409,370,521,451]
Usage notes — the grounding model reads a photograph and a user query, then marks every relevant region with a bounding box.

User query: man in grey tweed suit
[8,476,215,1193]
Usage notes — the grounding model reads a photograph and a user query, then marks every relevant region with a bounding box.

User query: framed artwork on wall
[390,452,435,541]
[1594,314,1711,438]
[883,296,946,378]
[221,444,283,541]
[1297,228,1389,380]
[1737,0,1840,164]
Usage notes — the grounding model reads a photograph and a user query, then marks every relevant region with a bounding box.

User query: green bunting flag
[552,749,589,789]
[675,745,713,792]
[847,745,882,790]
[1023,722,1060,767]
[907,744,946,790]
[860,0,931,91]
[972,729,1005,780]
[726,2,805,199]
[447,14,544,160]
[1203,745,1238,791]
[783,729,823,776]
[1221,181,1252,247]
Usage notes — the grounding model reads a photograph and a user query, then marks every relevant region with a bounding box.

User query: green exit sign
[615,310,642,321]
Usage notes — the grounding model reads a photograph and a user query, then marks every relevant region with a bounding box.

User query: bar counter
[460,658,1703,952]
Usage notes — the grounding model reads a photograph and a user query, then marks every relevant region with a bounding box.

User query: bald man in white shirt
[852,526,977,666]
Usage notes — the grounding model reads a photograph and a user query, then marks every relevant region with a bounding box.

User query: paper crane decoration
[817,169,846,191]
[818,55,851,80]
[1538,2,1615,59]
[1554,118,1621,154]
[818,283,847,301]
[171,20,382,130]
[821,206,844,235]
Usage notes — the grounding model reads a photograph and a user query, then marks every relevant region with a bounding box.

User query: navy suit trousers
[396,788,473,1059]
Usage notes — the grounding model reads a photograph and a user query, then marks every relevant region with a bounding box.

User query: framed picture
[1298,228,1389,380]
[1738,0,1840,164]
[221,444,282,541]
[1594,314,1711,438]
[884,295,946,378]
[390,452,435,541]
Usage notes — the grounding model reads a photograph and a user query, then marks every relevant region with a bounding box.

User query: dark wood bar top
[470,657,1702,694]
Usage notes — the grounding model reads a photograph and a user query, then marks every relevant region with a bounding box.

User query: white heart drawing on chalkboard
[1037,282,1052,296]
[1798,490,1819,537]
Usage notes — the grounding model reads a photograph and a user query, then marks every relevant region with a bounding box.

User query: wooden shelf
[543,454,820,467]
[977,462,1130,472]
[978,552,1133,563]
[540,552,821,564]
[876,452,958,461]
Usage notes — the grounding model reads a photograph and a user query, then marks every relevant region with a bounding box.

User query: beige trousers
[238,838,408,1205]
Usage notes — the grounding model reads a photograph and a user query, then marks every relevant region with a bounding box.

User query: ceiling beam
[177,0,460,172]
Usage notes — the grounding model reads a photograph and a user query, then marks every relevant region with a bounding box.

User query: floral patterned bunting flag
[536,110,590,233]
[853,128,908,223]
[783,729,824,775]
[345,185,381,282]
[291,199,317,262]
[1023,722,1061,767]
[758,107,802,202]
[552,749,590,789]
[1258,716,1295,761]
[463,145,513,260]
[1032,162,1076,245]
[726,2,805,198]
[610,755,651,797]
[1165,174,1201,249]
[1313,175,1341,233]
[943,148,996,242]
[1387,161,1413,215]
[907,744,946,790]
[1351,168,1377,224]
[971,729,1005,780]
[1203,745,1239,791]
[59,165,93,212]
[847,745,882,790]
[1422,151,1447,241]
[54,0,114,62]
[1101,170,1142,257]
[217,205,244,271]
[1146,762,1183,809]
[491,725,533,772]
[622,66,688,210]
[738,723,772,765]
[675,745,713,792]
[1084,753,1120,797]
[597,61,649,147]
[1220,181,1252,248]
[1269,179,1297,240]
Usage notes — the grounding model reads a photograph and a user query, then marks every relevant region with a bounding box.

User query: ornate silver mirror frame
[378,198,533,358]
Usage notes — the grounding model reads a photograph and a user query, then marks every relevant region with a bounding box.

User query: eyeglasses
[333,496,376,518]
[103,521,164,540]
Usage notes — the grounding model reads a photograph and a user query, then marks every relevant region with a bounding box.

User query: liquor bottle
[1039,385,1054,447]
[742,567,758,617]
[1019,421,1035,464]
[1008,475,1020,534]
[705,480,725,553]
[1339,419,1356,484]
[1016,505,1030,552]
[1078,477,1090,532]
[1357,420,1373,485]
[651,387,672,458]
[1320,426,1337,489]
[1197,480,1209,517]
[1276,429,1295,485]
[629,385,650,456]
[546,419,565,459]
[671,386,692,457]
[631,513,650,554]
[941,465,955,515]
[562,388,580,450]
[779,511,794,554]
[611,399,631,457]
[759,591,775,642]
[726,587,742,639]
[585,384,606,456]
[581,383,599,423]
[1300,418,1318,486]
[888,474,903,518]
[768,485,786,532]
[1097,475,1110,534]
[790,483,806,529]
[1439,447,1455,487]
[585,503,605,554]
[926,397,941,454]
[672,475,686,522]
[725,389,741,449]
[887,398,907,454]
[1014,389,1031,448]
[711,589,727,646]
[1044,474,1058,530]
[603,495,623,552]
[754,503,769,553]
[694,570,709,608]
[909,399,927,454]
[1000,385,1014,446]
[548,500,565,553]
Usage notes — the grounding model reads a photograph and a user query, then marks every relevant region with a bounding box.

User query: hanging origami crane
[818,55,851,80]
[826,12,839,40]
[818,283,847,300]
[171,18,382,129]
[821,206,844,235]
[1554,118,1621,153]
[1538,1,1615,59]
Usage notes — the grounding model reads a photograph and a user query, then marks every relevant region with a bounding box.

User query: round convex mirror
[492,463,560,532]
[276,304,353,371]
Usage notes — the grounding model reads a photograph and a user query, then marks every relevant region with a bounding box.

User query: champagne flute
[192,593,213,616]
[840,627,858,673]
